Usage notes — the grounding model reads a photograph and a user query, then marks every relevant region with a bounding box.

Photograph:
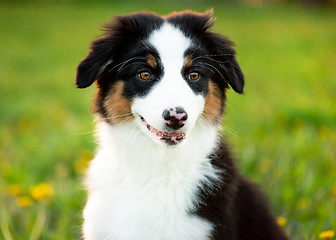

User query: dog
[76,10,289,240]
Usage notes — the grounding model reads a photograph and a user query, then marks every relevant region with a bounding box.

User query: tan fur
[104,81,134,124]
[202,81,224,123]
[184,54,193,68]
[147,54,157,68]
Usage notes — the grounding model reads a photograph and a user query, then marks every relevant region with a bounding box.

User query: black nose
[162,107,188,130]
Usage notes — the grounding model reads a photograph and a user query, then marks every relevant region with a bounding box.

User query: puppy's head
[76,10,244,146]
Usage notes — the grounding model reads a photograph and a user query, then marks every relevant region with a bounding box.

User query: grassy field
[0,1,335,239]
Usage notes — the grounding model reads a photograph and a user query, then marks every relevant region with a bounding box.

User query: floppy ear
[76,37,113,88]
[76,12,163,89]
[211,35,245,94]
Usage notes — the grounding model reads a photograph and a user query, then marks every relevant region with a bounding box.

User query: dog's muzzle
[140,106,188,146]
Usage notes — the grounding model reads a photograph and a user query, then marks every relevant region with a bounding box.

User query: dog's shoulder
[196,140,288,240]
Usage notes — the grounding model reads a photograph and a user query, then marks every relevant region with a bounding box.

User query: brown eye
[189,72,199,81]
[138,71,151,80]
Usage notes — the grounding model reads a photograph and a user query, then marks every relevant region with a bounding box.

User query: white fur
[83,23,221,240]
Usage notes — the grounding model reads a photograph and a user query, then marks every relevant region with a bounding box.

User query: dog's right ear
[76,37,113,88]
[76,13,164,89]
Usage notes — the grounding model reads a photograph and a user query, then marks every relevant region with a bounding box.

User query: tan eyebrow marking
[184,54,193,68]
[147,54,157,68]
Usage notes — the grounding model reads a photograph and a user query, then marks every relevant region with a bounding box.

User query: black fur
[195,140,289,240]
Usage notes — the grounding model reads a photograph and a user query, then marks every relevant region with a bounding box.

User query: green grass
[0,2,335,239]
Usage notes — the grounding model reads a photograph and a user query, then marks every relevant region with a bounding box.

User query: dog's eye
[138,71,151,81]
[189,72,199,81]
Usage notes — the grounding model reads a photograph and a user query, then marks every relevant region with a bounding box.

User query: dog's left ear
[187,10,244,94]
[210,35,245,94]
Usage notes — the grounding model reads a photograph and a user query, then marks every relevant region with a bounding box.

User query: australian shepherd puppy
[76,10,288,240]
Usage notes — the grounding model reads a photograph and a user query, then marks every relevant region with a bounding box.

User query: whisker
[193,55,230,64]
[98,114,134,126]
[121,123,141,157]
[202,62,226,80]
[117,57,147,73]
[108,56,147,73]
[77,130,96,135]
[195,119,209,132]
[193,63,215,74]
[79,114,134,135]
[115,115,135,126]
[200,114,239,137]
[189,45,202,56]
[193,53,233,60]
[99,113,134,121]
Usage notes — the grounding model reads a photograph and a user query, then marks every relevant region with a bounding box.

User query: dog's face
[76,11,244,146]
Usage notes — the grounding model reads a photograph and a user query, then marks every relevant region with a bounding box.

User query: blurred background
[0,0,335,239]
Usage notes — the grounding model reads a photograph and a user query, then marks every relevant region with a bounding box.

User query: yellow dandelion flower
[319,230,335,239]
[29,183,54,202]
[16,196,32,207]
[277,216,287,227]
[297,198,310,210]
[8,184,24,196]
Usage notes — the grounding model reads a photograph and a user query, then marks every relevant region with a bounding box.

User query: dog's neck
[87,119,221,187]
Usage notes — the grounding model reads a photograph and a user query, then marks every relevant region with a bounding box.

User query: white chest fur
[83,121,220,240]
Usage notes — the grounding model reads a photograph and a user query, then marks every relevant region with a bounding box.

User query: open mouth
[140,116,186,145]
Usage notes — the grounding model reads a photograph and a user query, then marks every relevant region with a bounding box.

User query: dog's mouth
[140,116,186,145]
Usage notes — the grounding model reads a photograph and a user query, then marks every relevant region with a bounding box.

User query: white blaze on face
[132,22,205,140]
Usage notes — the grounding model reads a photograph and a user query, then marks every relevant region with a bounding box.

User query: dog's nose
[162,107,188,130]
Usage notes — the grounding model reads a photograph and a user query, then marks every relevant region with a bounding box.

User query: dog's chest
[83,124,219,240]
[84,155,216,240]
